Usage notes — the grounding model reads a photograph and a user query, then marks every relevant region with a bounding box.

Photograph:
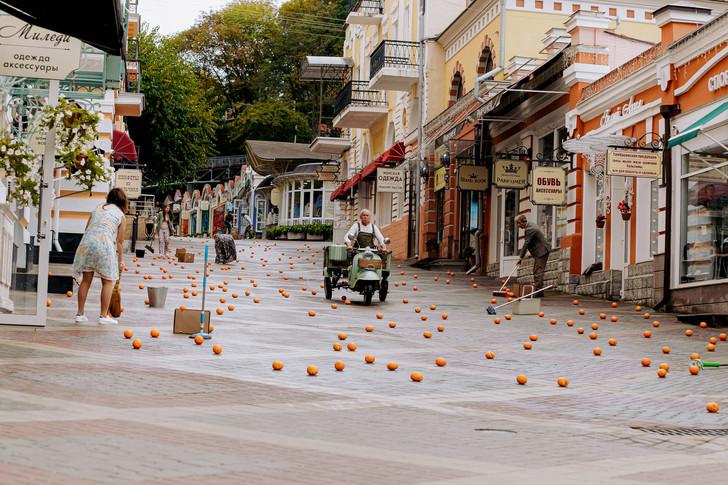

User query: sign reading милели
[493,159,529,189]
[530,166,567,206]
[376,168,405,193]
[115,169,142,199]
[607,148,662,179]
[457,165,489,191]
[0,16,82,79]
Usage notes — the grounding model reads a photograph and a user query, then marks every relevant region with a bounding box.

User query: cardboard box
[175,248,187,258]
[179,253,195,263]
[173,309,211,334]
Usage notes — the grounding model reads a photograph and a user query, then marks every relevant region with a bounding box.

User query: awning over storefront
[330,142,406,201]
[668,101,728,148]
[0,0,125,56]
[112,130,137,161]
[562,134,634,155]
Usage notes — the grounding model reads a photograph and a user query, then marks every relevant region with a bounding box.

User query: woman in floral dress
[73,188,128,324]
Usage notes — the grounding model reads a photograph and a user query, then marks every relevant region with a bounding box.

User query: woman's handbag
[109,279,122,318]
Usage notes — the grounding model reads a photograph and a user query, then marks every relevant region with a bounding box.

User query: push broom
[691,359,726,370]
[493,262,519,297]
[190,244,212,340]
[486,285,554,315]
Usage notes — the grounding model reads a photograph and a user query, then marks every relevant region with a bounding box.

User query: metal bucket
[147,286,168,308]
[135,249,145,258]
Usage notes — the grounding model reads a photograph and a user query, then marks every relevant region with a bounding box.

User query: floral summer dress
[73,204,123,281]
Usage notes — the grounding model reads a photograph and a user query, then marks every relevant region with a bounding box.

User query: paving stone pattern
[0,238,727,484]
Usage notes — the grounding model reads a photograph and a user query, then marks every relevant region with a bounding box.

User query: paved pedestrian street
[1,238,726,484]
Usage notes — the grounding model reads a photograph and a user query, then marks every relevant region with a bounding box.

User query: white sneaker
[98,316,118,325]
[74,314,89,323]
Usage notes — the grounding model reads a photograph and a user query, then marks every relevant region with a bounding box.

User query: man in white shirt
[345,209,387,251]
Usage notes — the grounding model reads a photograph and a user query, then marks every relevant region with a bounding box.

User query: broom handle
[494,285,553,309]
[200,244,208,333]
[499,262,520,292]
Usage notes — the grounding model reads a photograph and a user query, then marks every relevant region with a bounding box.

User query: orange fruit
[700,321,708,328]
[388,322,397,328]
[707,343,716,351]
[659,363,670,371]
[643,330,652,338]
[364,354,375,364]
[253,297,260,303]
[308,311,316,317]
[572,299,579,305]
[608,338,617,346]
[566,320,574,327]
[591,323,599,330]
[721,333,727,341]
[420,315,428,321]
[347,342,357,351]
[538,311,545,318]
[334,361,345,371]
[138,285,145,290]
[387,362,399,371]
[643,313,651,319]
[710,337,718,344]
[423,331,432,338]
[504,314,512,320]
[599,313,607,320]
[65,290,73,297]
[410,372,424,382]
[490,298,497,304]
[429,304,437,310]
[46,298,51,307]
[557,377,569,387]
[610,316,618,322]
[635,306,642,311]
[516,375,527,385]
[523,342,533,350]
[365,325,374,332]
[219,297,226,303]
[376,313,384,319]
[657,368,667,378]
[306,365,318,376]
[706,402,720,413]
[494,318,501,325]
[212,344,222,355]
[691,353,701,360]
[652,321,660,328]
[611,302,618,308]
[216,308,224,315]
[593,348,602,356]
[132,339,142,349]
[589,332,598,340]
[150,328,160,338]
[689,365,700,375]
[402,298,409,304]
[437,325,445,332]
[577,328,585,334]
[331,303,338,309]
[685,329,694,337]
[414,307,421,313]
[529,335,538,342]
[578,309,585,315]
[641,358,651,367]
[662,346,671,354]
[441,313,448,320]
[338,333,347,340]
[485,351,495,359]
[435,357,447,367]
[123,329,133,339]
[332,343,342,351]
[194,335,204,345]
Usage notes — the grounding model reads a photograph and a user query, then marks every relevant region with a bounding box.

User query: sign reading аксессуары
[0,16,82,80]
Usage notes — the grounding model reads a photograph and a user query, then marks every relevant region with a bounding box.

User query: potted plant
[617,200,631,221]
[305,223,334,241]
[287,224,305,240]
[0,134,41,205]
[595,213,606,228]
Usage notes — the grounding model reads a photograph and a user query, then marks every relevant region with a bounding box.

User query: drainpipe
[654,104,680,312]
[52,169,62,252]
[414,0,425,259]
[474,0,506,103]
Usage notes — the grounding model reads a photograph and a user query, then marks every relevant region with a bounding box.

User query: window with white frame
[536,127,569,248]
[650,179,659,255]
[284,179,327,224]
[679,145,728,284]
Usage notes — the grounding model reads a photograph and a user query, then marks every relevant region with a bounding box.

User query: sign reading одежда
[457,165,489,191]
[607,148,662,178]
[376,168,405,193]
[115,169,142,199]
[493,159,529,188]
[530,166,567,206]
[0,16,82,79]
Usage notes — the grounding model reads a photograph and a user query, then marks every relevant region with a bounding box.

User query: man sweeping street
[516,215,551,296]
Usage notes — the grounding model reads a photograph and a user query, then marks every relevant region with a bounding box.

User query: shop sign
[0,17,82,80]
[376,168,405,192]
[458,165,489,191]
[114,169,142,199]
[708,69,728,93]
[434,166,447,192]
[607,148,662,178]
[493,159,529,189]
[600,96,644,128]
[530,166,567,206]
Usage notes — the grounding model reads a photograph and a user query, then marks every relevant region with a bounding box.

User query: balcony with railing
[310,124,351,154]
[333,81,387,129]
[346,0,383,25]
[369,40,419,91]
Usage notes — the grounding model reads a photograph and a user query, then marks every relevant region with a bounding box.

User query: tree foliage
[232,100,312,143]
[127,28,219,196]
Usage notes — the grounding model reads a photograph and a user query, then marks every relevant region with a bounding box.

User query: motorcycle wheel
[363,291,373,306]
[324,276,333,300]
[378,280,388,302]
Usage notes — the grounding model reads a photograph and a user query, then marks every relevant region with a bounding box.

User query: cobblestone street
[1,238,727,484]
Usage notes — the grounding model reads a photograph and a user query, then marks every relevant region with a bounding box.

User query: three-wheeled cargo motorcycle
[323,241,391,305]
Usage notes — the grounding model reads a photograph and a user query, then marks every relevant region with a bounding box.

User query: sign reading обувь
[0,16,82,80]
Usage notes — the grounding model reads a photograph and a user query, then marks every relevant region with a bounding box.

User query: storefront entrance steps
[412,258,467,273]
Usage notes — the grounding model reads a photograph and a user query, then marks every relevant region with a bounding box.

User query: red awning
[112,130,137,161]
[330,142,405,201]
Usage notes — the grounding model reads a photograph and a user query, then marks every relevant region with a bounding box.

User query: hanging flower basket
[618,200,631,221]
[0,135,41,205]
[595,214,606,228]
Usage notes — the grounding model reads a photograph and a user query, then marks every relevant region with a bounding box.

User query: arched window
[449,72,464,107]
[478,47,494,75]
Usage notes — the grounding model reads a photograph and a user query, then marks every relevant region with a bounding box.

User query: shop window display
[680,150,728,283]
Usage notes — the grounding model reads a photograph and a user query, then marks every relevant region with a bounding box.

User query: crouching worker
[515,215,551,296]
[213,233,236,264]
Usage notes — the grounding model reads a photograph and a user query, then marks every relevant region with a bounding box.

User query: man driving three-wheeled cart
[323,209,391,305]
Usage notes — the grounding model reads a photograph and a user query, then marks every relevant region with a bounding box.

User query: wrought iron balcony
[310,124,350,154]
[369,40,420,91]
[333,81,387,129]
[346,0,383,25]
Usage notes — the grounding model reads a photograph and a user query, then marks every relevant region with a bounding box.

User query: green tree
[127,28,219,196]
[231,99,312,144]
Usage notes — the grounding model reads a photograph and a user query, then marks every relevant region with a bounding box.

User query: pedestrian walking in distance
[516,215,551,296]
[154,205,174,256]
[72,188,128,325]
